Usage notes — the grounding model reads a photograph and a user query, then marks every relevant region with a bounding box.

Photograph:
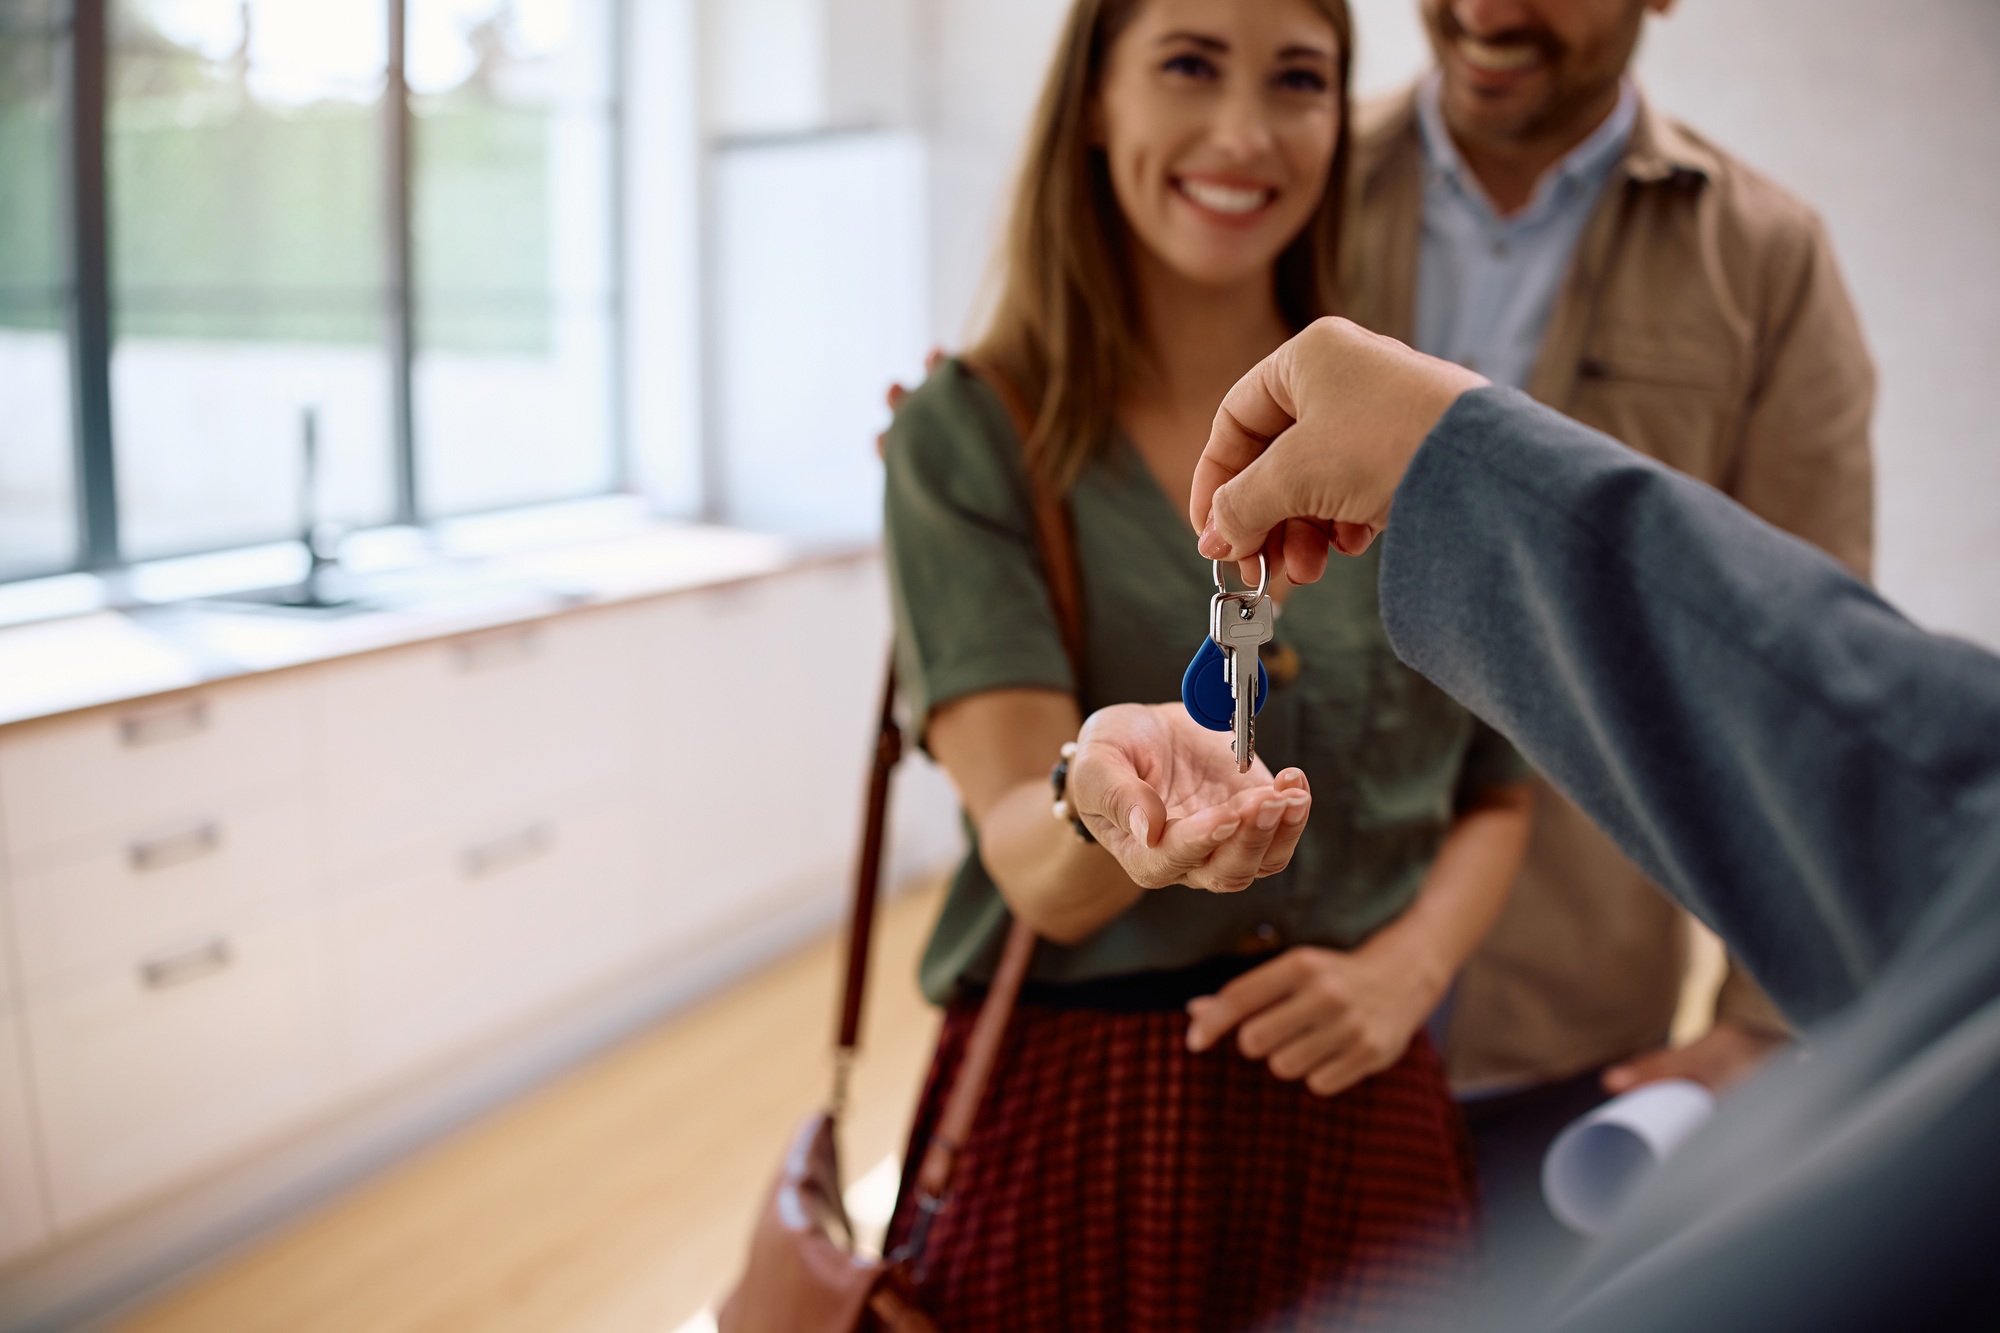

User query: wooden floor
[113,884,1728,1333]
[116,884,946,1333]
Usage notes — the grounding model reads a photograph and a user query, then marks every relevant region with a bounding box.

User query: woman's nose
[1208,86,1277,161]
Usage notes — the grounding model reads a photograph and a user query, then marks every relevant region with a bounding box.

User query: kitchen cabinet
[0,675,308,870]
[22,915,329,1231]
[330,785,645,1090]
[0,551,926,1264]
[318,607,643,873]
[0,959,50,1263]
[634,559,890,942]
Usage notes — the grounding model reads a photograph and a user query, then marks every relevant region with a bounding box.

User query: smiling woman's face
[1095,0,1342,293]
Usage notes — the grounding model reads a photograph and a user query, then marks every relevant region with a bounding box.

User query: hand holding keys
[1182,557,1274,772]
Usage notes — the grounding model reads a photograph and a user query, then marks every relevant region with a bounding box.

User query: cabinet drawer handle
[461,822,553,878]
[140,937,233,990]
[129,821,222,872]
[452,625,541,674]
[120,699,209,747]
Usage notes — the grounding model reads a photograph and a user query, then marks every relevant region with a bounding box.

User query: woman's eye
[1274,67,1329,93]
[1162,52,1219,81]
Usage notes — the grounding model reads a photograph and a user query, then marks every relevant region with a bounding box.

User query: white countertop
[0,517,870,729]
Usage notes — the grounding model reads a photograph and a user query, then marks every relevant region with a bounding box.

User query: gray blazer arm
[1378,388,2000,1025]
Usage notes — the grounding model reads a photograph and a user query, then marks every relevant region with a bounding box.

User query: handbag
[717,359,1082,1332]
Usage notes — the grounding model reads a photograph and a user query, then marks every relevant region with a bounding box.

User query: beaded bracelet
[1048,740,1097,844]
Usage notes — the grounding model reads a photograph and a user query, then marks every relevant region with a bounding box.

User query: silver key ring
[1212,554,1268,600]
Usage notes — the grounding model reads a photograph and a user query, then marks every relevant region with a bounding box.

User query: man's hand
[1602,1019,1790,1096]
[1065,703,1310,894]
[1184,944,1439,1097]
[1190,318,1487,584]
[876,348,947,456]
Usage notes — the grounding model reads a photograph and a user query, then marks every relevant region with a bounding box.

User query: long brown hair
[971,0,1354,492]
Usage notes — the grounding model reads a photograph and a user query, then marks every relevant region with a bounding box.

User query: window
[109,0,395,559]
[410,0,619,515]
[0,0,624,579]
[0,0,77,579]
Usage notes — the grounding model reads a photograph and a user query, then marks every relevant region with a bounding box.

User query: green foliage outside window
[0,15,555,354]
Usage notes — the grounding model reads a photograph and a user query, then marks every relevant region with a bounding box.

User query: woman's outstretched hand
[1064,703,1310,894]
[1189,317,1487,584]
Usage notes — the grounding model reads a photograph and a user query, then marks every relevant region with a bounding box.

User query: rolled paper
[1542,1078,1716,1236]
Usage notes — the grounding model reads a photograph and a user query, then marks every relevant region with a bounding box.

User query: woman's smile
[1173,174,1279,223]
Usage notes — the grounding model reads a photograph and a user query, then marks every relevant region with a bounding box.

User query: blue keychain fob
[1182,635,1267,731]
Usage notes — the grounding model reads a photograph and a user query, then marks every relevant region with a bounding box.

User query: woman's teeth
[1456,35,1542,72]
[1178,179,1269,215]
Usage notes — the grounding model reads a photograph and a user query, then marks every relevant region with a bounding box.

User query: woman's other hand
[1066,703,1310,894]
[1184,944,1438,1097]
[1182,778,1534,1097]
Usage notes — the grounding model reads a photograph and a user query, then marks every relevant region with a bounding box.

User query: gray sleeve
[1377,387,2000,1026]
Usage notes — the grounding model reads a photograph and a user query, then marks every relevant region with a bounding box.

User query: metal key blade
[1230,647,1256,771]
[1215,595,1275,773]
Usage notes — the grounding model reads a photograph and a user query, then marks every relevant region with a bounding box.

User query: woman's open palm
[1067,703,1310,893]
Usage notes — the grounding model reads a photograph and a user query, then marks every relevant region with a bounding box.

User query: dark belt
[957,949,1284,1014]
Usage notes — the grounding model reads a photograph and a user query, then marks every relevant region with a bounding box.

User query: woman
[880,0,1535,1328]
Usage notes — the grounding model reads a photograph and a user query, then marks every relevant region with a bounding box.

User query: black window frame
[29,0,628,580]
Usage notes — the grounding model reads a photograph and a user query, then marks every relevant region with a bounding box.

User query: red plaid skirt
[883,1001,1478,1333]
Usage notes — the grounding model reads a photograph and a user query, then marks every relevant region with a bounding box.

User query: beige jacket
[1344,88,1877,1092]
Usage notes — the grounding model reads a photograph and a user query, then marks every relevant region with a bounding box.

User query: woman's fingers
[1101,786,1294,892]
[1236,987,1333,1065]
[1304,1045,1392,1099]
[1187,790,1287,892]
[1262,1012,1359,1079]
[1185,950,1302,1051]
[1128,803,1251,890]
[1254,785,1311,875]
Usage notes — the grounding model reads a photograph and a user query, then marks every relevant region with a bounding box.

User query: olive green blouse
[884,360,1528,1005]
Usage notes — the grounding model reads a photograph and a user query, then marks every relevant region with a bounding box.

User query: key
[1213,592,1274,772]
[1182,558,1274,765]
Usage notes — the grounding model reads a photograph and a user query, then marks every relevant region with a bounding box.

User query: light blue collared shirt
[1414,73,1637,390]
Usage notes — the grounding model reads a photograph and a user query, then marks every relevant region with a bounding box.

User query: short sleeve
[883,361,1074,748]
[1453,720,1533,808]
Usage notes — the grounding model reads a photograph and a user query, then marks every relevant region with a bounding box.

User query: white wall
[922,1,1072,342]
[917,0,2000,650]
[702,0,924,137]
[703,0,830,135]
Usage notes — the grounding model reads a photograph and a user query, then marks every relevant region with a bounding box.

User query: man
[1068,317,2000,1330]
[1342,0,1876,1268]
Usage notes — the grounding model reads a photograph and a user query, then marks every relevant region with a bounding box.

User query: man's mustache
[1435,7,1565,63]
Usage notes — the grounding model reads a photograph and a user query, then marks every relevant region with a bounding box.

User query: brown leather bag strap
[911,916,1036,1202]
[833,658,904,1069]
[905,358,1083,1210]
